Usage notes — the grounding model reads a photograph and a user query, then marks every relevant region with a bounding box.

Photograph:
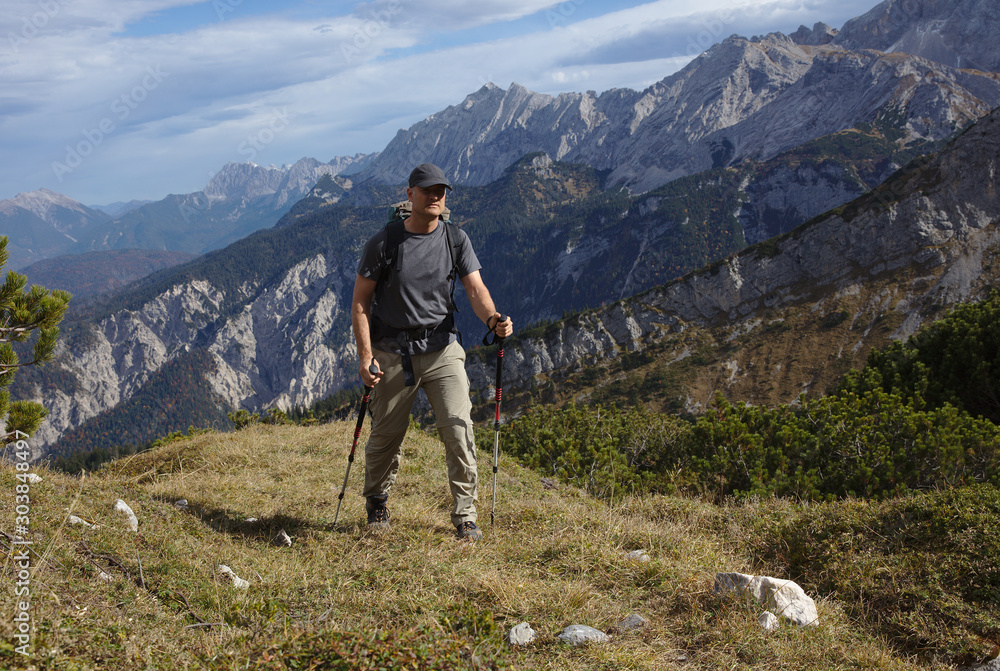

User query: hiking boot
[366,496,390,529]
[455,520,482,541]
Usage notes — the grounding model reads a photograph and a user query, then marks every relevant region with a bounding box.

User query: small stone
[557,624,610,646]
[272,529,292,547]
[626,549,650,563]
[68,515,98,529]
[618,613,649,631]
[218,564,250,590]
[507,622,537,646]
[114,499,139,532]
[174,499,189,510]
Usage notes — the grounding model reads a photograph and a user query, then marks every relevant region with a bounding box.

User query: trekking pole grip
[482,314,508,347]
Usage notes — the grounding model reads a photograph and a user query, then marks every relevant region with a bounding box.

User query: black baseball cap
[408,163,452,190]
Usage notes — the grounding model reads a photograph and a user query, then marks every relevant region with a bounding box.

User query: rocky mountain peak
[204,162,287,201]
[789,22,838,46]
[2,188,92,220]
[834,0,1000,72]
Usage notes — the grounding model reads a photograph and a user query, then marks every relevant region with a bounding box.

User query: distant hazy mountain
[0,188,110,269]
[89,200,153,218]
[20,249,198,300]
[70,153,377,257]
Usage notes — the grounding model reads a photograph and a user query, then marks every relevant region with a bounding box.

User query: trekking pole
[482,316,507,526]
[334,359,379,525]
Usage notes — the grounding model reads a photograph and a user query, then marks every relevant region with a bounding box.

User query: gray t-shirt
[358,220,481,354]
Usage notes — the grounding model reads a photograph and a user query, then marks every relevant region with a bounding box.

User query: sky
[0,0,881,206]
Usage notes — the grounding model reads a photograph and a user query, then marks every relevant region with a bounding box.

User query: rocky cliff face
[29,245,362,456]
[353,28,1000,194]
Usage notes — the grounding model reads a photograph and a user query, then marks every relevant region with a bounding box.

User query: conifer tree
[0,236,71,442]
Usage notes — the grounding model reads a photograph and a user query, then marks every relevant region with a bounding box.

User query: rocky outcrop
[834,0,1000,73]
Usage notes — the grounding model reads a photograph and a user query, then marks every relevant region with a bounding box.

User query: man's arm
[460,270,513,338]
[352,273,383,386]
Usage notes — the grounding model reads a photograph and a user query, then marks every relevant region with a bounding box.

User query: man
[351,162,513,541]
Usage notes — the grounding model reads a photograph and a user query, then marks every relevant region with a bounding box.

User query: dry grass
[0,423,957,670]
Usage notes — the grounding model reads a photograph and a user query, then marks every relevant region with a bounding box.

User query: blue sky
[0,0,879,205]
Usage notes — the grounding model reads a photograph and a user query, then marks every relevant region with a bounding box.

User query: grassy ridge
[0,422,982,670]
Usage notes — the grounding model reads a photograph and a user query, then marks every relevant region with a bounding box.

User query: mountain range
[0,154,375,273]
[8,0,1000,458]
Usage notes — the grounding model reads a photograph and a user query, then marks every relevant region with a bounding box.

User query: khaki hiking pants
[362,340,478,526]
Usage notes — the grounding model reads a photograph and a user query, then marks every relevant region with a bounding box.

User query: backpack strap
[379,217,407,288]
[442,220,461,315]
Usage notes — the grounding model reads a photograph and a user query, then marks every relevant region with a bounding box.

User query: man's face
[409,184,448,218]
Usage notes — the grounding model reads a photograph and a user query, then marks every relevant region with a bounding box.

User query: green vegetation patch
[749,485,1000,664]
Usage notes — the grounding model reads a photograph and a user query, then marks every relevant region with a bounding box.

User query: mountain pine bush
[0,236,71,442]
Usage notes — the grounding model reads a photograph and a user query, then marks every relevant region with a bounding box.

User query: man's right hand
[361,357,382,387]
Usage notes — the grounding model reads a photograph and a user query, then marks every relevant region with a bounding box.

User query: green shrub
[682,391,1000,501]
[840,291,1000,422]
[492,404,692,499]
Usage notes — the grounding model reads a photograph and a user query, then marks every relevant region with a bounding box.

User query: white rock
[758,611,780,630]
[114,499,139,532]
[714,572,819,626]
[174,499,189,510]
[557,624,610,646]
[217,564,250,590]
[272,529,292,547]
[96,570,114,582]
[507,622,537,646]
[964,655,1000,671]
[25,473,42,483]
[626,549,650,563]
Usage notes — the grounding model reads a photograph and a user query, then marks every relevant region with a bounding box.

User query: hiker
[351,162,513,541]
